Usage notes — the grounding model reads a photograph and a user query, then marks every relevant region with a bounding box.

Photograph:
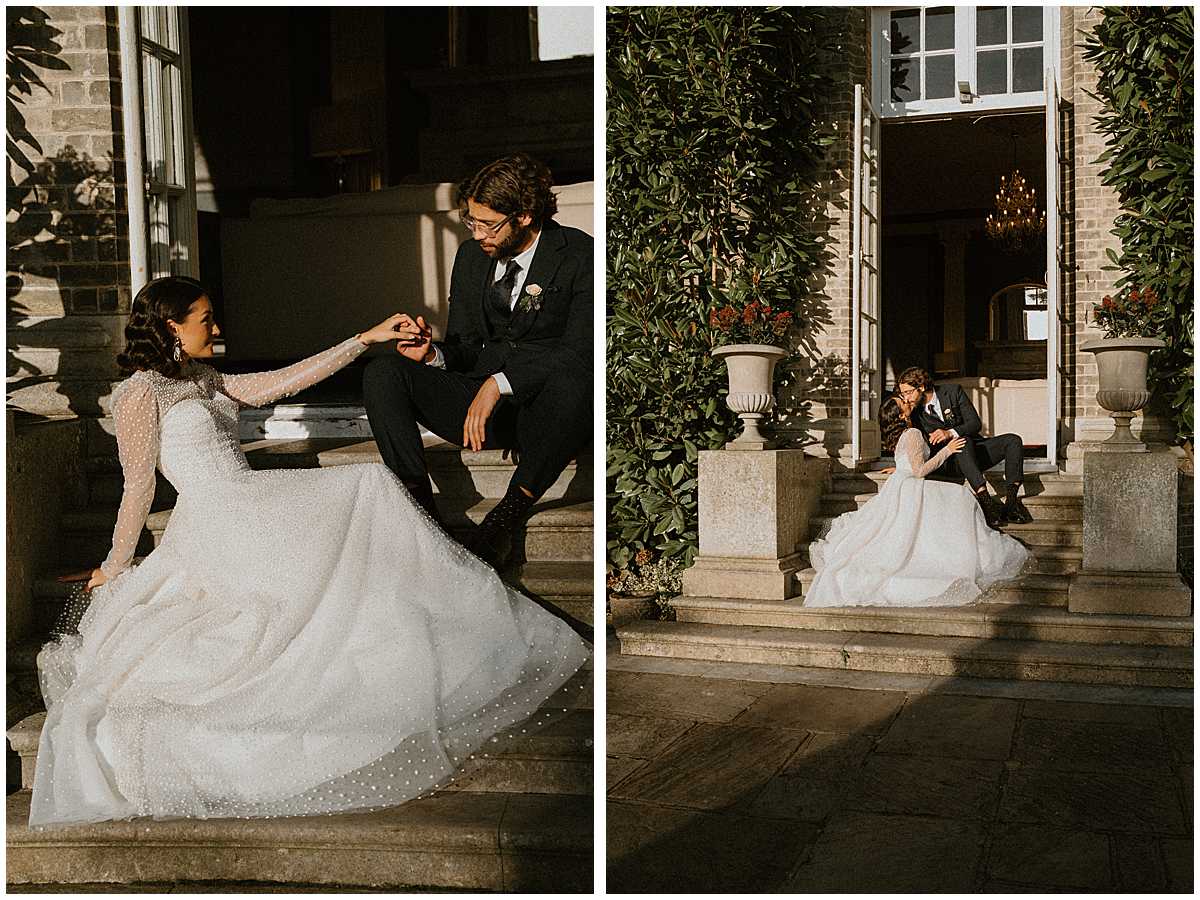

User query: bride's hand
[356,313,408,346]
[946,436,967,454]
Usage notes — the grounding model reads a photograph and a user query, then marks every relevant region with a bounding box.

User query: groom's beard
[480,221,534,260]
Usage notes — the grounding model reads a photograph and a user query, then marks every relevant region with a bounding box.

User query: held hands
[929,428,954,444]
[357,313,435,362]
[393,313,434,363]
[463,378,500,451]
[944,436,967,455]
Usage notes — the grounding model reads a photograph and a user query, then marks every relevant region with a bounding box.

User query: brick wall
[1061,8,1176,458]
[774,7,869,461]
[8,6,131,417]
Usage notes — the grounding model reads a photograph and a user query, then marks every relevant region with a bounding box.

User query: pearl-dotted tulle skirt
[31,463,589,826]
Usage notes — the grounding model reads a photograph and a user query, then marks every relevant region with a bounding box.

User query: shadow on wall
[774,164,847,460]
[7,7,127,419]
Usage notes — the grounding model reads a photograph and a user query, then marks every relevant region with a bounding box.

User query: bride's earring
[172,336,183,362]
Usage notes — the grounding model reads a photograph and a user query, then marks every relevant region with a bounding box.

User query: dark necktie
[488,261,521,318]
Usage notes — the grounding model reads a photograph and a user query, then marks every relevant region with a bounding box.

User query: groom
[363,153,592,568]
[896,366,1032,529]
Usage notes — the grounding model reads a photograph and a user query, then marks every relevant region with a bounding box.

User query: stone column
[681,450,827,600]
[1068,448,1192,616]
[936,221,970,375]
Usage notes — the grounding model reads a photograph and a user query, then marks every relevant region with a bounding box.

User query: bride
[31,275,589,827]
[804,392,1030,608]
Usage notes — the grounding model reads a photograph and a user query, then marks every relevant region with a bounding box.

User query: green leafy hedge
[606,7,832,570]
[1083,7,1194,443]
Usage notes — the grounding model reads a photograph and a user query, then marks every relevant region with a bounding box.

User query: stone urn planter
[1080,336,1164,449]
[712,343,786,449]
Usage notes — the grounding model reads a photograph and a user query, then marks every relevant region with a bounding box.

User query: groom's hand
[463,378,500,451]
[394,314,434,363]
[929,428,953,444]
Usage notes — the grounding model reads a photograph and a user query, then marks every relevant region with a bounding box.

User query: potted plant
[709,301,794,448]
[1080,286,1165,447]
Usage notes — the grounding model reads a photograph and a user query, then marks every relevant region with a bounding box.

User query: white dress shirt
[924,391,960,439]
[428,230,542,396]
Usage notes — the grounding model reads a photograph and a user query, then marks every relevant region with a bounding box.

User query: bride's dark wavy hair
[879,395,908,455]
[116,276,208,378]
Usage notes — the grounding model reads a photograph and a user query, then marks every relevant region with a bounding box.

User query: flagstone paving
[606,633,1194,893]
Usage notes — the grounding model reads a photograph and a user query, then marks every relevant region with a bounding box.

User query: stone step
[7,701,593,796]
[816,492,1082,523]
[617,620,1192,688]
[670,595,1193,647]
[34,559,596,632]
[794,569,1068,608]
[6,787,589,891]
[57,499,593,568]
[85,439,592,505]
[503,561,594,626]
[832,469,1084,496]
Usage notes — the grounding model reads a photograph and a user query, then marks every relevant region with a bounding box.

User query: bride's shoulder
[899,426,924,442]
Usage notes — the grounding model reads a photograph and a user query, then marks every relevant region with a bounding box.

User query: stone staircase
[7,436,595,890]
[6,665,593,891]
[618,467,1193,688]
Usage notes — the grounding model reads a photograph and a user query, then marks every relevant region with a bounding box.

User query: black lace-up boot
[974,485,1005,530]
[1002,481,1034,524]
[468,483,536,569]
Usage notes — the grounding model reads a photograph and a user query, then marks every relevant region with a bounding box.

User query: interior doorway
[879,112,1050,455]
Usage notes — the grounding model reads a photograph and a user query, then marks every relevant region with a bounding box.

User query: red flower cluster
[709,300,796,345]
[1092,285,1159,338]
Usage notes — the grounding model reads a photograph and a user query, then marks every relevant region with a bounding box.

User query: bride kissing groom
[803,366,1032,609]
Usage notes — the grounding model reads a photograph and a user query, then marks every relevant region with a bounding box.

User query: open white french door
[851,84,883,464]
[1045,65,1063,467]
[138,6,198,279]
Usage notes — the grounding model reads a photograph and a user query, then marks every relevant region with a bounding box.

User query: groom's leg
[469,370,591,565]
[362,355,480,516]
[511,370,592,498]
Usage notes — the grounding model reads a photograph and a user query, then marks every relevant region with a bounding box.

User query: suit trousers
[362,354,591,500]
[929,433,1024,491]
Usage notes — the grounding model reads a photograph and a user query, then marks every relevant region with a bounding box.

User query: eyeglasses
[897,385,921,398]
[462,213,515,235]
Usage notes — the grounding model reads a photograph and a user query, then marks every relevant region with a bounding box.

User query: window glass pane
[164,7,180,53]
[977,6,1007,46]
[925,54,955,99]
[890,59,918,102]
[890,9,921,54]
[925,7,955,51]
[1012,6,1043,43]
[139,6,161,44]
[141,55,164,181]
[978,49,1008,95]
[168,64,184,186]
[1024,309,1048,341]
[1012,46,1042,92]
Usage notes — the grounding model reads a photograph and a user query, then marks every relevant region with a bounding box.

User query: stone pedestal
[681,450,826,600]
[1068,449,1192,616]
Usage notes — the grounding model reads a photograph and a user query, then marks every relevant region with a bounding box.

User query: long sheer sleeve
[208,337,367,408]
[100,378,159,579]
[899,428,957,479]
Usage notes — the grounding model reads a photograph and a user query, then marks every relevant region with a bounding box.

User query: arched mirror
[988,282,1047,342]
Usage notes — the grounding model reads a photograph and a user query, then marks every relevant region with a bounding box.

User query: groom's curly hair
[456,152,558,225]
[897,366,934,393]
[117,276,208,378]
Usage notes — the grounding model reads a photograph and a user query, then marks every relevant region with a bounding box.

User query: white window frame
[137,6,198,278]
[872,6,1059,118]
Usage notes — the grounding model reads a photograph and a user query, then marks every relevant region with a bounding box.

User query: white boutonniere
[943,408,956,423]
[516,283,543,314]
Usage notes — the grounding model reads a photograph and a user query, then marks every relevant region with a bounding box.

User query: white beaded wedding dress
[804,427,1030,608]
[31,337,589,827]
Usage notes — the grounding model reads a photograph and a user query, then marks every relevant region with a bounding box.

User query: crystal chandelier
[985,168,1045,252]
